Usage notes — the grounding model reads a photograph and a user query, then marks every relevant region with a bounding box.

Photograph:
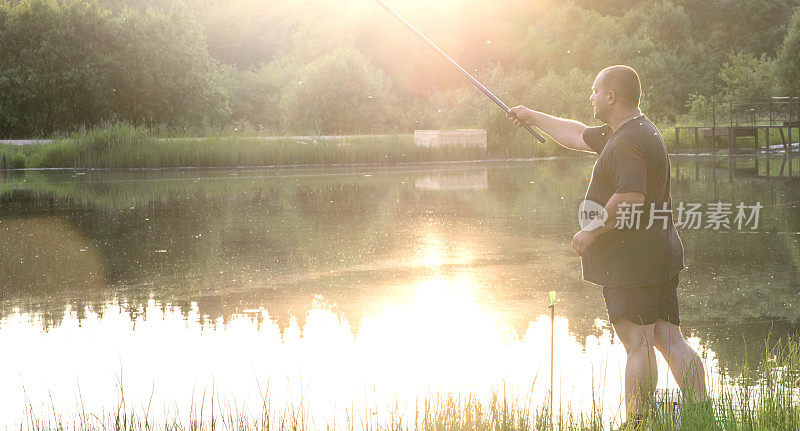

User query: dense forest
[0,0,799,138]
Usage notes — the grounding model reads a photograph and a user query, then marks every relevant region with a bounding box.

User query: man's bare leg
[613,317,658,422]
[653,319,707,401]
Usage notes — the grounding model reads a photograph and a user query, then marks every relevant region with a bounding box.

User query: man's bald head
[596,65,641,108]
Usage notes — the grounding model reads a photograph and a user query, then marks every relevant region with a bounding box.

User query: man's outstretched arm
[507,106,593,152]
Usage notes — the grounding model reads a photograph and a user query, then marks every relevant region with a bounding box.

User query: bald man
[508,65,707,427]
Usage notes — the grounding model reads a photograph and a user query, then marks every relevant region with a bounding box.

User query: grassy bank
[1,122,793,170]
[16,338,800,430]
[0,123,565,170]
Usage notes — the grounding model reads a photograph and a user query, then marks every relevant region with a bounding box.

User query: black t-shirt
[581,115,684,288]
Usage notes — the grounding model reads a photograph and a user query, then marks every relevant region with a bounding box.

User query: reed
[14,337,799,430]
[0,122,566,170]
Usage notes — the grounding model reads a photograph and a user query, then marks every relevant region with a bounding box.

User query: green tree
[529,68,594,123]
[517,4,624,74]
[0,0,230,137]
[221,60,291,133]
[683,0,800,58]
[198,0,296,68]
[279,48,397,134]
[0,0,116,137]
[107,4,230,127]
[684,93,714,124]
[717,52,778,100]
[776,7,800,95]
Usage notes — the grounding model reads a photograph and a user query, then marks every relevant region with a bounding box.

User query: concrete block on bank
[414,129,487,149]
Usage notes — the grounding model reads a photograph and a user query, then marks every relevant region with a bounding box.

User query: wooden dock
[673,98,800,173]
[674,122,800,179]
[675,123,798,155]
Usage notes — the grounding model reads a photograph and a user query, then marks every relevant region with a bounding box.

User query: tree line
[0,0,798,138]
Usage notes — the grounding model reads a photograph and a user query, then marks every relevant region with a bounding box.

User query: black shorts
[602,274,680,326]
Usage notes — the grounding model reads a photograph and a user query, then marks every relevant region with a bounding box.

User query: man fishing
[507,65,707,427]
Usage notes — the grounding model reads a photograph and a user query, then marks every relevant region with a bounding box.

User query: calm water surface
[0,156,798,427]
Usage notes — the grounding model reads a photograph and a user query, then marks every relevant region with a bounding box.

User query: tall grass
[5,120,791,169]
[15,338,800,430]
[12,121,774,169]
[0,122,565,170]
[0,145,29,169]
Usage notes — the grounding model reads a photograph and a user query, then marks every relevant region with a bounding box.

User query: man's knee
[613,317,655,354]
[653,319,686,354]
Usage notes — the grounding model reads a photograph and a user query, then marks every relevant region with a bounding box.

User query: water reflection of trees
[0,160,798,370]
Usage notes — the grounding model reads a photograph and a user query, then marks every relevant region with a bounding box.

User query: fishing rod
[548,290,556,428]
[374,0,546,143]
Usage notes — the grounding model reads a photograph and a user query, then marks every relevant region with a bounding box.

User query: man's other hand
[506,106,533,128]
[571,230,598,257]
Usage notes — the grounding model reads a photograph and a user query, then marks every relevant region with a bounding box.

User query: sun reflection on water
[0,281,718,428]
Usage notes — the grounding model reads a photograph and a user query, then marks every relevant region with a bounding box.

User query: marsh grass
[0,123,566,170]
[0,145,29,169]
[15,338,800,430]
[1,122,787,170]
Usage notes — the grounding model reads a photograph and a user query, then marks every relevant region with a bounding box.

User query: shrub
[279,47,398,134]
[776,7,800,95]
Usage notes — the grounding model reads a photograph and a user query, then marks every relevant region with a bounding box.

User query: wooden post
[793,98,798,177]
[789,125,793,177]
[712,102,717,128]
[729,127,735,155]
[550,301,554,425]
[765,127,770,178]
[694,127,699,154]
[729,153,735,181]
[780,155,787,178]
[780,127,788,151]
[728,133,735,181]
[695,154,700,180]
[548,291,556,429]
[712,153,717,182]
[770,100,774,126]
[675,127,680,153]
[779,127,787,177]
[755,126,759,152]
[711,126,717,150]
[711,102,717,150]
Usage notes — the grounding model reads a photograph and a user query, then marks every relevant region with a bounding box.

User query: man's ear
[607,89,617,105]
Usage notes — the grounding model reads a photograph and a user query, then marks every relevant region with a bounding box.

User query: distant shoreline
[0,124,558,170]
[1,124,795,170]
[0,134,397,146]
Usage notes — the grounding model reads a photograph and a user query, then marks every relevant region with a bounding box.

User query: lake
[0,155,798,428]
